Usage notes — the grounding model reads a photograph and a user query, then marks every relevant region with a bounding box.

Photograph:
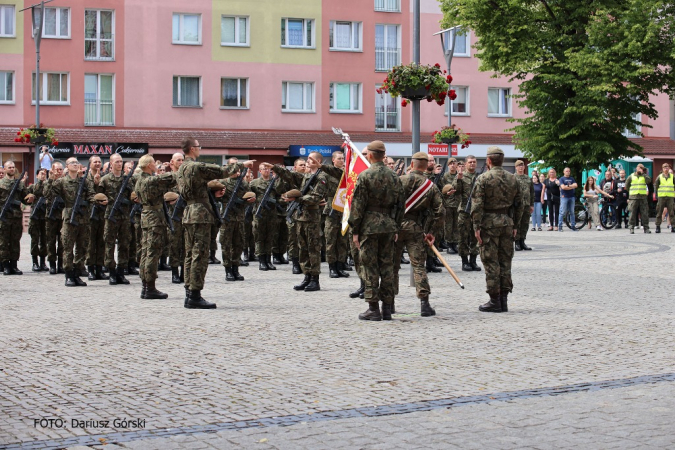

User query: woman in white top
[584,176,613,230]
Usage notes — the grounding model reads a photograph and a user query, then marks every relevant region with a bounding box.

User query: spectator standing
[654,163,674,233]
[626,163,651,234]
[558,168,578,231]
[583,177,603,231]
[532,174,543,231]
[39,146,53,171]
[543,169,560,231]
[539,174,547,223]
[615,170,629,228]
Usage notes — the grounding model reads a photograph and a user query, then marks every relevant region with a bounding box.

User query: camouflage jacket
[453,171,478,213]
[0,176,29,220]
[249,176,280,220]
[440,171,460,208]
[515,173,535,206]
[470,166,523,232]
[348,161,404,235]
[166,172,182,215]
[87,170,105,221]
[98,172,134,220]
[274,177,291,217]
[135,172,176,229]
[129,172,142,219]
[272,166,328,223]
[28,179,45,198]
[400,170,445,236]
[320,164,345,217]
[219,177,252,223]
[43,177,64,220]
[177,156,243,224]
[45,173,96,224]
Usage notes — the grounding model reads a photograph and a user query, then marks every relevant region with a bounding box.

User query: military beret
[486,146,504,156]
[93,193,108,203]
[131,191,138,201]
[448,157,457,163]
[442,185,454,195]
[412,152,428,161]
[24,193,35,202]
[164,192,179,202]
[285,189,302,198]
[515,160,525,167]
[208,180,225,190]
[242,192,256,200]
[367,140,386,153]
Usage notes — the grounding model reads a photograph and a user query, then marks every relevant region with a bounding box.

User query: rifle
[69,167,91,226]
[464,162,488,214]
[221,168,248,221]
[90,203,103,221]
[29,196,47,220]
[129,203,142,225]
[394,159,405,176]
[108,162,137,223]
[286,169,322,224]
[48,196,65,220]
[170,195,186,223]
[433,161,449,186]
[162,200,175,233]
[0,171,27,223]
[254,175,278,219]
[207,189,223,227]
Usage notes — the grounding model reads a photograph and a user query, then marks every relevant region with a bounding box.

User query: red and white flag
[331,140,370,234]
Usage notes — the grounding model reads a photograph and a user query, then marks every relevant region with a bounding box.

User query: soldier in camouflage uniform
[349,141,404,321]
[125,161,141,274]
[471,146,523,313]
[45,157,98,286]
[393,152,445,316]
[514,160,534,251]
[272,175,290,265]
[86,156,107,280]
[28,168,49,272]
[348,148,369,300]
[285,158,306,274]
[440,158,460,254]
[319,152,350,278]
[134,155,176,300]
[243,169,256,263]
[250,163,281,271]
[178,137,253,309]
[0,161,30,275]
[167,153,185,284]
[454,155,482,272]
[44,162,65,274]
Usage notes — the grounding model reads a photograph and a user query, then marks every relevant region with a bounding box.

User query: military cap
[515,160,525,167]
[412,152,428,161]
[448,157,457,163]
[207,180,225,190]
[164,192,179,202]
[486,146,504,156]
[24,193,35,202]
[285,189,302,198]
[242,192,256,200]
[442,185,455,195]
[131,191,138,201]
[367,140,386,153]
[93,193,108,203]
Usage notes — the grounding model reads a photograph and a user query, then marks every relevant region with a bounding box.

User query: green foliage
[378,62,453,106]
[439,0,675,176]
[432,125,472,149]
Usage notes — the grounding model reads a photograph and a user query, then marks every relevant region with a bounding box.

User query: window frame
[31,72,70,105]
[0,71,14,104]
[84,9,115,61]
[0,5,15,38]
[281,81,315,113]
[172,12,202,45]
[220,77,249,110]
[487,87,512,117]
[445,86,470,117]
[443,29,470,58]
[172,75,202,108]
[375,84,401,132]
[221,15,249,47]
[42,7,71,39]
[623,112,642,138]
[374,0,401,13]
[329,82,362,114]
[329,21,362,52]
[375,24,401,72]
[281,18,315,49]
[84,73,115,126]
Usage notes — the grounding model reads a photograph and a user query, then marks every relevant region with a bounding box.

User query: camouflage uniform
[348,161,404,306]
[250,176,281,257]
[167,182,185,269]
[129,172,142,265]
[87,171,106,268]
[0,175,29,264]
[454,171,480,257]
[98,171,134,271]
[178,157,244,291]
[321,165,350,265]
[515,173,534,240]
[134,172,176,283]
[272,177,290,258]
[440,171,460,246]
[43,179,64,268]
[28,179,48,260]
[218,177,251,268]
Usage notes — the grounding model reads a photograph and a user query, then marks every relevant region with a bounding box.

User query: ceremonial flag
[331,141,370,234]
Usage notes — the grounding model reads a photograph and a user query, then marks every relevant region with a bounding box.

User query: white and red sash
[405,179,434,213]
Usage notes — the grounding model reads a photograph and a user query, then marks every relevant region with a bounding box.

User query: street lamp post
[435,26,459,128]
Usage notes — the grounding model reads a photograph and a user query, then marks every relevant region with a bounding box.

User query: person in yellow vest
[625,163,651,234]
[654,163,674,233]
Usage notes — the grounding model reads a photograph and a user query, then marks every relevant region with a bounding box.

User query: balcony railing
[375,109,400,132]
[375,47,401,72]
[85,98,114,126]
[375,0,400,12]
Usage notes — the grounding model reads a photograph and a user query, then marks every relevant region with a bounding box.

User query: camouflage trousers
[253,215,275,256]
[287,220,299,258]
[298,220,322,276]
[133,221,143,263]
[515,206,531,240]
[161,227,170,259]
[244,220,255,252]
[46,218,63,262]
[28,218,47,257]
[104,218,131,270]
[359,232,396,305]
[184,223,212,291]
[628,198,650,229]
[87,219,105,266]
[210,223,219,254]
[655,197,674,226]
[349,229,363,279]
[0,217,22,261]
[443,207,459,244]
[169,221,185,268]
[60,221,88,271]
[139,225,164,282]
[324,215,349,264]
[272,216,289,254]
[393,221,430,299]
[219,221,244,267]
[478,225,515,296]
[458,212,479,257]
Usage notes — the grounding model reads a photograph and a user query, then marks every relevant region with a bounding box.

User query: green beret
[367,140,386,153]
[448,157,457,163]
[412,152,428,161]
[486,146,504,156]
[515,160,525,167]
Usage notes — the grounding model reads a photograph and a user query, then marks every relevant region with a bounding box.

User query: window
[488,87,511,116]
[330,83,361,113]
[446,86,469,116]
[375,24,400,71]
[221,78,248,109]
[32,73,69,105]
[0,71,13,103]
[85,74,114,126]
[282,82,314,112]
[329,21,361,51]
[623,112,642,138]
[173,13,201,45]
[85,10,114,60]
[221,16,248,46]
[443,29,469,57]
[281,18,314,48]
[375,85,400,131]
[0,4,14,37]
[374,0,400,12]
[43,7,70,38]
[173,76,201,107]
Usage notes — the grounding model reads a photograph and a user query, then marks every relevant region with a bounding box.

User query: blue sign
[288,145,341,158]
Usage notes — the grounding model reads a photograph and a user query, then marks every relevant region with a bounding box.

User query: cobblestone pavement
[1,228,674,449]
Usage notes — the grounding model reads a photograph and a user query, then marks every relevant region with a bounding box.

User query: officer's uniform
[654,167,674,232]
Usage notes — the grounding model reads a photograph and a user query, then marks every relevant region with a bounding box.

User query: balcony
[375,47,400,72]
[85,98,114,126]
[375,0,400,12]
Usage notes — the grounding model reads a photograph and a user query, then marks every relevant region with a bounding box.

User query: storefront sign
[45,143,149,159]
[428,144,458,157]
[288,145,342,158]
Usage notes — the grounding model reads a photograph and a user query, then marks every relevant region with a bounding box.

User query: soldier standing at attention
[178,137,254,309]
[286,158,307,274]
[441,158,460,255]
[44,162,65,274]
[28,168,49,272]
[320,151,350,279]
[393,152,444,316]
[272,173,291,265]
[471,147,523,313]
[250,162,281,271]
[349,141,404,321]
[86,156,107,280]
[514,160,534,251]
[0,161,30,275]
[455,155,482,272]
[126,161,141,275]
[167,153,185,283]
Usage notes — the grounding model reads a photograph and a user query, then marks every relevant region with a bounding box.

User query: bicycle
[599,199,619,229]
[563,198,589,230]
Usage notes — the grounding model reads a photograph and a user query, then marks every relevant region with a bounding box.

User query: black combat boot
[273,253,286,265]
[391,299,396,314]
[521,240,532,251]
[294,274,311,291]
[158,257,171,271]
[249,249,258,262]
[359,302,382,321]
[65,270,77,287]
[49,260,57,275]
[32,256,40,272]
[186,290,217,309]
[109,268,118,285]
[140,280,147,299]
[4,260,14,275]
[433,256,444,268]
[96,266,109,280]
[87,265,97,280]
[145,280,168,299]
[514,240,522,251]
[127,264,139,276]
[656,225,661,233]
[233,265,245,281]
[461,256,473,272]
[57,256,64,274]
[225,266,236,282]
[426,256,441,273]
[292,257,302,274]
[259,255,269,271]
[382,302,392,320]
[172,267,181,283]
[72,271,87,287]
[501,292,509,312]
[116,269,130,285]
[208,250,220,264]
[304,275,320,292]
[329,263,340,278]
[78,267,88,277]
[479,292,502,312]
[320,249,326,263]
[401,254,410,264]
[179,265,184,282]
[350,279,365,298]
[420,297,436,317]
[39,256,49,272]
[447,243,459,254]
[11,261,23,275]
[184,287,189,307]
[336,263,349,278]
[340,261,353,272]
[266,255,276,270]
[469,255,482,271]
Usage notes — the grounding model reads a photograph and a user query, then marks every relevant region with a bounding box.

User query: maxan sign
[46,143,149,159]
[427,143,458,157]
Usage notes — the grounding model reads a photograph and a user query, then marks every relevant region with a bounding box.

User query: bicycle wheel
[564,203,588,230]
[600,204,618,229]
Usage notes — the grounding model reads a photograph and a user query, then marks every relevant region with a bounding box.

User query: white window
[282,82,314,112]
[173,76,201,107]
[173,13,201,45]
[0,5,15,37]
[84,74,114,126]
[374,0,400,12]
[330,83,361,113]
[85,10,114,60]
[0,71,13,103]
[623,112,642,138]
[281,18,314,48]
[221,16,248,46]
[446,86,469,116]
[375,85,400,131]
[375,24,400,71]
[221,78,248,109]
[488,87,511,117]
[43,7,70,39]
[32,73,69,105]
[444,29,469,57]
[329,21,361,51]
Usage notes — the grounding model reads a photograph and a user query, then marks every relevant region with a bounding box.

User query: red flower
[24,133,30,138]
[450,92,457,100]
[446,75,453,83]
[444,70,447,74]
[401,100,407,107]
[376,89,382,94]
[426,97,433,102]
[16,131,20,136]
[14,138,20,142]
[425,85,430,90]
[52,141,58,146]
[434,63,441,68]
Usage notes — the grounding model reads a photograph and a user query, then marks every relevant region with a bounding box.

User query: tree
[439,0,675,175]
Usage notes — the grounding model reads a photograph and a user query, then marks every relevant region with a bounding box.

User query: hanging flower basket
[14,125,58,146]
[377,63,454,107]
[432,125,472,149]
